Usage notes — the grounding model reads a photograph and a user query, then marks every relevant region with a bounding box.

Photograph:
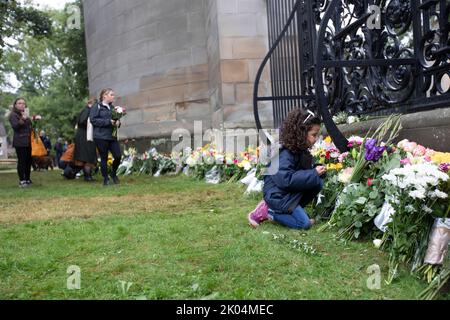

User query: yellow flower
[107,153,113,167]
[238,160,250,168]
[325,136,332,143]
[201,144,211,152]
[327,163,343,171]
[432,152,450,164]
[311,148,323,157]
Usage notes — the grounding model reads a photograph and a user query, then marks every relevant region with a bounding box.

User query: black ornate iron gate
[254,0,450,152]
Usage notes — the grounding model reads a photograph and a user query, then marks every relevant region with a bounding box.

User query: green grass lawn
[0,171,444,300]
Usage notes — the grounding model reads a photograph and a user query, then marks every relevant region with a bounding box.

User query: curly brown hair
[281,108,322,154]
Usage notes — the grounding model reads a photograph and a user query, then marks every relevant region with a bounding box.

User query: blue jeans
[268,183,323,230]
[269,206,312,230]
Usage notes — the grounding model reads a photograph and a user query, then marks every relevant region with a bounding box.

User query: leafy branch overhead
[0,0,88,140]
[0,0,52,59]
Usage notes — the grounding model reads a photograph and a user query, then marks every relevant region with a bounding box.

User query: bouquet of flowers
[380,164,449,284]
[111,106,127,138]
[349,115,402,183]
[31,115,42,142]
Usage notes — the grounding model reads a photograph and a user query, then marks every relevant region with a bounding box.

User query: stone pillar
[210,0,273,130]
[84,0,212,141]
[84,0,273,144]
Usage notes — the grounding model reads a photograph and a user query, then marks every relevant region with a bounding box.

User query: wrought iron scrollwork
[254,0,450,151]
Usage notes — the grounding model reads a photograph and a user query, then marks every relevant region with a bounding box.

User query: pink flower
[397,139,410,149]
[413,145,426,157]
[338,152,349,163]
[425,148,436,157]
[338,167,354,184]
[424,156,432,163]
[403,142,418,153]
[401,158,412,165]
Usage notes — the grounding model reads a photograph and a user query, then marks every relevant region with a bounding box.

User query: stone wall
[335,107,450,152]
[84,0,211,140]
[84,0,273,143]
[213,0,272,129]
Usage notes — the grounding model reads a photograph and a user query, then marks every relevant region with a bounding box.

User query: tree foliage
[0,0,88,144]
[0,0,52,59]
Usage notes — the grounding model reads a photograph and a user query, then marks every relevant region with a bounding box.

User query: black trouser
[15,147,32,182]
[94,139,121,179]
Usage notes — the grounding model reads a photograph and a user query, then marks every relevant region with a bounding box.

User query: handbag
[87,118,94,142]
[31,131,48,157]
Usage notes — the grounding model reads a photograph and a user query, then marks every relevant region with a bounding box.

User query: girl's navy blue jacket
[89,102,115,141]
[263,148,323,213]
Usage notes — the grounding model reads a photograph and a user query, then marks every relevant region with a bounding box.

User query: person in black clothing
[90,88,122,186]
[8,98,33,188]
[39,130,52,156]
[54,137,64,168]
[73,98,98,182]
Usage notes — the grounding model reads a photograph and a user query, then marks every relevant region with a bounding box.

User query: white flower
[422,176,439,187]
[373,239,383,249]
[203,155,215,165]
[331,152,340,159]
[186,156,197,168]
[405,205,416,213]
[225,155,234,165]
[338,168,353,184]
[115,106,124,113]
[347,116,358,124]
[382,174,397,183]
[433,190,448,199]
[397,180,408,189]
[214,154,224,164]
[422,206,433,214]
[409,190,426,200]
[397,139,410,149]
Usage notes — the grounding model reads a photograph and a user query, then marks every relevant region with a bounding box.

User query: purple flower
[365,139,386,162]
[365,139,377,150]
[439,163,450,173]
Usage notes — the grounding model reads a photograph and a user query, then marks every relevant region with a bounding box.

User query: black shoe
[103,178,110,186]
[84,176,94,182]
[111,175,120,185]
[26,180,33,185]
[19,181,29,188]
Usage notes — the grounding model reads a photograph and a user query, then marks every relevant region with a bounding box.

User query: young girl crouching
[248,108,327,230]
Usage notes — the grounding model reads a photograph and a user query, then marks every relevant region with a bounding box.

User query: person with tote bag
[73,98,98,182]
